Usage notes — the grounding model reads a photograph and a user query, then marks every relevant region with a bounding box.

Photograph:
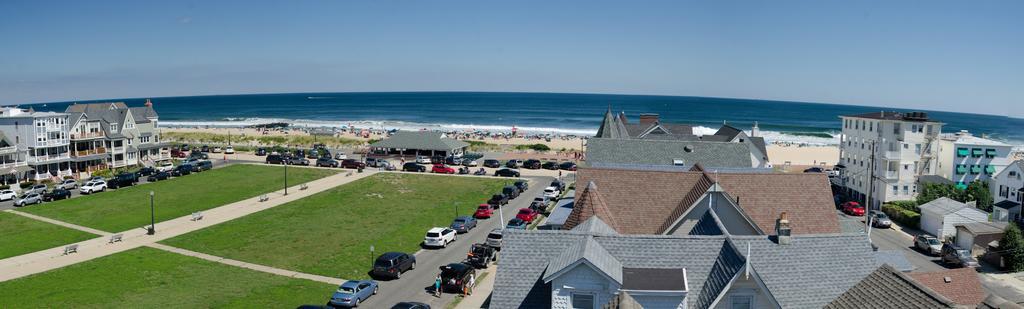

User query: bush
[1002,224,1024,272]
[19,182,34,189]
[92,169,113,178]
[40,179,53,185]
[0,184,9,190]
[889,200,919,212]
[882,204,921,229]
[63,176,74,180]
[514,143,551,152]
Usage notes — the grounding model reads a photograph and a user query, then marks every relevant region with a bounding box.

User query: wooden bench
[191,212,204,221]
[63,244,78,255]
[299,183,308,190]
[108,234,123,244]
[258,194,269,202]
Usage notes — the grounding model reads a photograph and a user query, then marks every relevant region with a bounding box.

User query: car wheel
[395,270,401,279]
[410,261,416,270]
[373,286,378,295]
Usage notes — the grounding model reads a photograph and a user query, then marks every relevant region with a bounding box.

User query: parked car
[533,196,551,205]
[106,172,139,189]
[543,187,560,200]
[450,216,478,233]
[431,164,456,174]
[494,168,520,177]
[541,161,559,170]
[317,157,340,167]
[803,167,825,173]
[287,156,310,166]
[522,159,542,169]
[464,243,497,268]
[328,280,378,308]
[43,189,72,202]
[335,152,348,160]
[211,147,222,153]
[513,180,529,192]
[415,156,432,164]
[56,179,79,190]
[266,154,286,165]
[423,227,457,248]
[255,148,267,156]
[365,157,384,167]
[444,156,463,166]
[506,218,528,229]
[136,167,156,177]
[341,159,366,169]
[156,161,175,172]
[79,180,107,194]
[841,201,865,216]
[505,160,523,168]
[372,252,416,279]
[549,180,566,192]
[488,193,509,207]
[148,171,170,182]
[193,160,213,172]
[201,145,210,153]
[485,229,503,249]
[224,146,235,154]
[14,192,43,206]
[391,302,431,309]
[483,159,501,168]
[474,204,494,219]
[403,163,427,172]
[914,235,942,256]
[502,186,520,199]
[941,244,980,268]
[869,210,892,228]
[190,151,209,160]
[25,184,48,196]
[171,163,194,176]
[516,208,538,223]
[558,162,577,171]
[0,189,17,201]
[439,263,475,293]
[461,159,478,167]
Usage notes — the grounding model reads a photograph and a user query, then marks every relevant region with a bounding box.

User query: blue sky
[1,1,1021,117]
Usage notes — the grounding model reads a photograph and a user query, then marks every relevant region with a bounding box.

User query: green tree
[1001,224,1024,272]
[966,181,993,211]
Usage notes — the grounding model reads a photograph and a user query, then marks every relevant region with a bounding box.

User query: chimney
[751,121,760,137]
[145,99,153,107]
[639,113,659,125]
[775,212,792,245]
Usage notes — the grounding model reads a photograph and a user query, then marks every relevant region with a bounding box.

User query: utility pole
[865,140,877,232]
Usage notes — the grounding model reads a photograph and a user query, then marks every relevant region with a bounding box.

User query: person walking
[467,273,476,296]
[434,275,442,297]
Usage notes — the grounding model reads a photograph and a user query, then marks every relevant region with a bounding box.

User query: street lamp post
[147,191,155,235]
[284,162,288,195]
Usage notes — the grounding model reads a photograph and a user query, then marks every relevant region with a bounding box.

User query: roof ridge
[657,172,716,233]
[562,182,622,232]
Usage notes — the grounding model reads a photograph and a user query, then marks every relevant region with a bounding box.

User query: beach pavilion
[368,131,469,158]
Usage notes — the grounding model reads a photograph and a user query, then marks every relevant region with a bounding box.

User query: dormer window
[110,123,118,133]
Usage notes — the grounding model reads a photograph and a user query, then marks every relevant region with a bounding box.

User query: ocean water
[27,92,1024,147]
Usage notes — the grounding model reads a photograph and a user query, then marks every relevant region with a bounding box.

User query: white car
[14,193,42,206]
[80,180,107,194]
[156,161,175,172]
[423,227,457,248]
[416,156,432,164]
[56,179,78,190]
[0,189,17,201]
[543,186,559,199]
[485,229,503,249]
[212,147,222,153]
[334,153,348,160]
[224,146,235,154]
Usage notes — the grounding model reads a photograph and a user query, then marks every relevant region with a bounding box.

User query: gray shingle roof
[825,264,956,309]
[368,131,469,151]
[569,216,619,235]
[919,197,972,215]
[492,225,876,309]
[543,235,623,284]
[585,138,753,168]
[874,250,916,272]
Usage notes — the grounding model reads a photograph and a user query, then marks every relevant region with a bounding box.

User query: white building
[839,111,943,209]
[0,107,72,182]
[919,197,989,239]
[991,160,1023,222]
[936,130,1012,187]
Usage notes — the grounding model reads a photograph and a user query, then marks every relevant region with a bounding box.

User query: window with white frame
[730,295,753,309]
[571,293,594,309]
[110,123,118,133]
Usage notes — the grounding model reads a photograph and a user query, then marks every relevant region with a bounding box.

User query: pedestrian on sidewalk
[467,273,476,295]
[434,275,442,297]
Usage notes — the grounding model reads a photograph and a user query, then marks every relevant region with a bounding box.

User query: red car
[516,208,538,223]
[842,201,865,216]
[431,164,455,174]
[474,204,493,219]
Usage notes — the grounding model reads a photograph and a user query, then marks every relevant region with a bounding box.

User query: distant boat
[307,96,334,100]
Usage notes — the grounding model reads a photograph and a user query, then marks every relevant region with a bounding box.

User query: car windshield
[957,249,971,256]
[477,206,489,210]
[488,233,502,239]
[426,232,440,237]
[337,286,356,294]
[374,259,394,267]
[928,239,941,245]
[875,213,888,219]
[518,210,531,214]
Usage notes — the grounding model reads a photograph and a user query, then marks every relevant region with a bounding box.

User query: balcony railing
[74,147,107,157]
[28,153,70,163]
[0,161,28,170]
[881,151,902,160]
[884,171,899,179]
[71,132,105,139]
[0,146,16,155]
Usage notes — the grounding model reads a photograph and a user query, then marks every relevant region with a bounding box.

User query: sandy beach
[767,145,840,167]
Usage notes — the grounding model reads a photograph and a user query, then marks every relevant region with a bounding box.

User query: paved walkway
[4,211,109,236]
[455,264,497,309]
[0,168,377,283]
[146,243,344,285]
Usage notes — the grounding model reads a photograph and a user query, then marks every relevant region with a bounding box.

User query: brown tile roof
[569,167,841,235]
[563,181,622,232]
[908,268,986,306]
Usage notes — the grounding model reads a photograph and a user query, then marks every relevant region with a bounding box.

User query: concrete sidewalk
[456,264,497,309]
[0,169,376,283]
[147,243,345,285]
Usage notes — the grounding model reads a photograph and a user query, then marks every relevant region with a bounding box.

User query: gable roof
[129,106,158,123]
[825,264,957,309]
[919,197,976,215]
[570,167,841,235]
[368,131,470,151]
[492,229,876,309]
[569,216,619,235]
[596,108,630,138]
[713,124,744,140]
[585,138,753,168]
[908,268,986,306]
[542,235,623,284]
[996,160,1024,179]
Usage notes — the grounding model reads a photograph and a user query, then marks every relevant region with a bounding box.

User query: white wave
[691,125,841,146]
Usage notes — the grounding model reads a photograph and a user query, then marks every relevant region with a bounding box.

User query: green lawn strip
[22,164,336,232]
[163,173,506,279]
[0,212,99,259]
[0,247,334,308]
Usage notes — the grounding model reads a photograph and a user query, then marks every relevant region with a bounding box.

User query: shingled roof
[826,264,957,309]
[908,268,987,307]
[568,167,841,235]
[563,182,621,232]
[368,131,470,151]
[585,138,753,168]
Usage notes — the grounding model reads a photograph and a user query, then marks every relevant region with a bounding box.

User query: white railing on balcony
[884,171,899,179]
[28,153,70,164]
[71,132,105,139]
[882,151,901,160]
[0,146,16,155]
[0,161,28,170]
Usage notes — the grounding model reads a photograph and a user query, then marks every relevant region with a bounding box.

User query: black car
[494,168,520,177]
[803,167,824,173]
[558,162,577,171]
[266,154,286,164]
[482,159,501,168]
[148,171,170,182]
[463,243,497,268]
[192,160,213,172]
[541,161,559,170]
[190,151,209,160]
[391,302,431,309]
[502,186,520,199]
[316,157,339,167]
[171,164,193,176]
[372,252,416,279]
[439,263,475,293]
[255,148,267,156]
[513,180,529,192]
[106,172,139,189]
[201,145,210,153]
[403,163,427,172]
[42,189,72,202]
[136,167,156,176]
[487,193,509,206]
[522,159,541,169]
[295,149,306,157]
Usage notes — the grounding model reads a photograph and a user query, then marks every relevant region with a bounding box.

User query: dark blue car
[450,216,477,233]
[328,280,378,307]
[506,218,528,229]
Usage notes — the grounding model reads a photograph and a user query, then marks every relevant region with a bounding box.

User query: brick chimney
[775,212,792,245]
[639,113,660,125]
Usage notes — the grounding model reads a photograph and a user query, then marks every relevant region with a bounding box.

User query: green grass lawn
[22,164,336,232]
[163,173,507,279]
[0,212,98,259]
[0,247,334,308]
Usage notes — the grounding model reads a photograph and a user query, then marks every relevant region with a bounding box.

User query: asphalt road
[355,175,554,309]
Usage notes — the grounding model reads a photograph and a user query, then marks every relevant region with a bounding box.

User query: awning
[986,149,997,157]
[986,165,997,174]
[957,148,970,157]
[970,165,982,174]
[956,165,968,174]
[972,148,984,157]
[955,182,968,190]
